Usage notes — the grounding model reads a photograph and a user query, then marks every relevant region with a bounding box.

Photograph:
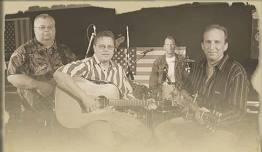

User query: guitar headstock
[115,36,125,48]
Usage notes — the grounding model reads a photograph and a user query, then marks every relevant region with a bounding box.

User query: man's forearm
[7,74,39,89]
[53,71,89,102]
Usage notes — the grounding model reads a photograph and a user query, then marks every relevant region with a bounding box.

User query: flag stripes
[134,47,187,86]
[135,47,164,86]
[5,17,33,61]
[112,48,137,75]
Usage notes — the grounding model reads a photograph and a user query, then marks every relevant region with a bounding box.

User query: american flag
[134,46,186,86]
[112,48,137,76]
[4,18,33,61]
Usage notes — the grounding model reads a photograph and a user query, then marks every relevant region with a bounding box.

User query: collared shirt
[7,38,76,110]
[8,38,76,80]
[166,56,176,82]
[58,56,133,98]
[149,54,186,90]
[184,54,249,123]
[149,54,187,100]
[93,55,110,78]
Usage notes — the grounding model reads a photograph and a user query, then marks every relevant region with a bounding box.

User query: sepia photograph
[2,1,262,152]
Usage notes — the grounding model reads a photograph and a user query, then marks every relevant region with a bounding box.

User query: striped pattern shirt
[184,54,249,123]
[58,56,133,98]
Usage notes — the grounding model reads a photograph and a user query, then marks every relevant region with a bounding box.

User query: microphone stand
[85,30,96,58]
[135,52,147,62]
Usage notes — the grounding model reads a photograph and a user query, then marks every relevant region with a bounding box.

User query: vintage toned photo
[2,1,261,152]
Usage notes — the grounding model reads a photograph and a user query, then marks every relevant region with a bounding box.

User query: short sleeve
[57,60,89,78]
[7,46,27,76]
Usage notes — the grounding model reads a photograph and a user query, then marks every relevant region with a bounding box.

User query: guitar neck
[180,91,200,112]
[108,99,149,107]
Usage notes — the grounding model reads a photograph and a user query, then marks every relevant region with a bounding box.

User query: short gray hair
[34,14,55,26]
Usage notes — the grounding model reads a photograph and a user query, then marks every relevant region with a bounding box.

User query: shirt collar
[33,37,57,51]
[93,55,100,65]
[165,55,176,63]
[200,54,229,71]
[92,55,117,68]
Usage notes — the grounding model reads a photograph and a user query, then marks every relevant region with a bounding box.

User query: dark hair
[164,35,176,44]
[202,24,228,42]
[93,30,115,45]
[34,14,55,26]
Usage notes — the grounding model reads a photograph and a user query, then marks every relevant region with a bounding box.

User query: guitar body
[162,83,176,99]
[55,79,120,128]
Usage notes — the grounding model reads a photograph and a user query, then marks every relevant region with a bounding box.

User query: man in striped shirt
[154,24,249,151]
[53,31,152,150]
[184,24,249,124]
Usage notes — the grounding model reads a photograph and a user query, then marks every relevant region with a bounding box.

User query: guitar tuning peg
[216,112,222,118]
[88,107,92,113]
[207,126,212,132]
[212,109,216,114]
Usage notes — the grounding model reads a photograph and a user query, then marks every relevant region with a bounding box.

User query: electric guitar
[157,80,221,130]
[55,78,171,128]
[175,90,222,131]
[115,36,125,48]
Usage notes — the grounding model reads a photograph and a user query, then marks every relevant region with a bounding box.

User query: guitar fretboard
[108,99,154,107]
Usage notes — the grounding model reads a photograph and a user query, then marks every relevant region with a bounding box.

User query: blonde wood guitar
[55,79,168,128]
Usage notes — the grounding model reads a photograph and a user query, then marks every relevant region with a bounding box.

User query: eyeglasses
[96,44,115,50]
[34,26,54,31]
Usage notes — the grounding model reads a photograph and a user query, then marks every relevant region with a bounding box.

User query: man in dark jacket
[149,35,187,99]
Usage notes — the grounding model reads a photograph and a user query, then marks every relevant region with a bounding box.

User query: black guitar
[174,90,222,131]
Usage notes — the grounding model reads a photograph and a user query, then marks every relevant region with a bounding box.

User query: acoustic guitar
[55,79,171,128]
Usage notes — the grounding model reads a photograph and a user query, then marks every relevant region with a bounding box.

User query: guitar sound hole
[96,96,109,108]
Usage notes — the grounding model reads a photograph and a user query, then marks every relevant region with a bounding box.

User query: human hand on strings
[194,107,210,125]
[79,93,102,113]
[145,98,157,110]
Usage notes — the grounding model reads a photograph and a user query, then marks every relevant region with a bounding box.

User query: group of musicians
[6,13,251,152]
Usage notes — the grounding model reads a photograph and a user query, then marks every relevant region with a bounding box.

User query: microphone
[85,24,96,58]
[139,49,154,55]
[126,26,129,49]
[93,25,96,35]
